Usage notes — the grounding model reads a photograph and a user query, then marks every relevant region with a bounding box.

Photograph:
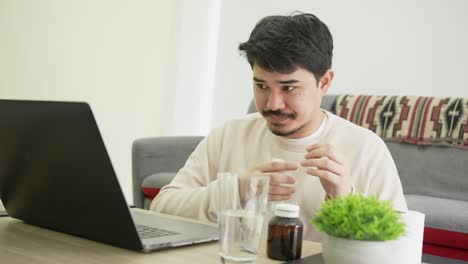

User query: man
[151,13,407,241]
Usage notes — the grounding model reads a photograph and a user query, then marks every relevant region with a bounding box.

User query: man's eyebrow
[278,79,299,84]
[253,77,299,84]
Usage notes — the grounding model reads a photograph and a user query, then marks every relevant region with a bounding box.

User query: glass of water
[217,172,270,264]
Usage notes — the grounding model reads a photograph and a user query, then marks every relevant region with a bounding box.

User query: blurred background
[1,0,467,204]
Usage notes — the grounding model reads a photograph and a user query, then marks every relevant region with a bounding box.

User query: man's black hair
[239,12,333,82]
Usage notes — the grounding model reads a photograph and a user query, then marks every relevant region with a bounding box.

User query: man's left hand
[301,144,351,198]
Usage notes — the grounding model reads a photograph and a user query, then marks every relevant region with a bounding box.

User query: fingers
[300,157,344,176]
[305,167,352,198]
[255,162,298,173]
[268,184,295,201]
[305,144,345,166]
[305,168,338,184]
[303,144,351,198]
[269,172,296,184]
[269,184,295,195]
[243,162,297,202]
[268,172,295,201]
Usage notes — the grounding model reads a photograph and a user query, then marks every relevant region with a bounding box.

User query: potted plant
[312,194,405,264]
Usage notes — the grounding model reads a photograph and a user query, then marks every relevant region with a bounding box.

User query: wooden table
[0,213,321,264]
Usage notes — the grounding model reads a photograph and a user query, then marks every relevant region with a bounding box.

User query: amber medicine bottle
[267,203,303,261]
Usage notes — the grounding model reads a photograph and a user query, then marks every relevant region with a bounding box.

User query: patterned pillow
[332,95,468,148]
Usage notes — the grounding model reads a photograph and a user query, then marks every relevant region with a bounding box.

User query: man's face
[253,65,333,139]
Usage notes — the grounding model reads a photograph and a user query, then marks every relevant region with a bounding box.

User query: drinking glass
[217,172,270,263]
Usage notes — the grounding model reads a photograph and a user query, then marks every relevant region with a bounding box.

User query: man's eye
[284,86,296,91]
[256,83,267,89]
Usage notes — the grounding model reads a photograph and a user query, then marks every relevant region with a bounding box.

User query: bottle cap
[274,203,300,218]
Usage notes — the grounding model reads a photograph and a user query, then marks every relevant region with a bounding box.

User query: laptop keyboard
[136,224,180,239]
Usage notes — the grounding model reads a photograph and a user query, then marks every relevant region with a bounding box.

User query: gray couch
[132,95,468,264]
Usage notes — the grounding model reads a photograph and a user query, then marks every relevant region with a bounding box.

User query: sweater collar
[272,110,331,153]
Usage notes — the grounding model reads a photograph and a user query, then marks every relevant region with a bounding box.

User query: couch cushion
[423,244,468,262]
[406,194,468,233]
[333,95,468,148]
[406,194,468,250]
[141,172,176,199]
[330,95,468,202]
[143,198,153,210]
[388,143,468,202]
[424,227,468,251]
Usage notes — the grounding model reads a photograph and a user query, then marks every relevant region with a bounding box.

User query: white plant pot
[322,234,398,264]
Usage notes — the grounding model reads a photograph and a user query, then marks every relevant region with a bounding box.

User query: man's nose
[266,92,285,111]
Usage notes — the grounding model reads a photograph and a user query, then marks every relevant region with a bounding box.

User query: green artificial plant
[312,194,405,241]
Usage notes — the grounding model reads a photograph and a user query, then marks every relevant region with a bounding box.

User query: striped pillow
[332,95,468,148]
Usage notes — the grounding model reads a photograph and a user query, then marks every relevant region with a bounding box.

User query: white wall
[211,0,468,128]
[0,0,178,203]
[168,0,221,136]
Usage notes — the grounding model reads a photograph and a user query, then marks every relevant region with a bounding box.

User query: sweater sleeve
[357,136,408,212]
[149,134,220,223]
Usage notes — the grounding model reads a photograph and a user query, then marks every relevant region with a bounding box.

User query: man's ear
[318,69,334,95]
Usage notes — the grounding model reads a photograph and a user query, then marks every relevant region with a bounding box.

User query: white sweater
[151,111,407,241]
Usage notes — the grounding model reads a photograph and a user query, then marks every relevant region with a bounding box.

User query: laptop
[0,99,218,252]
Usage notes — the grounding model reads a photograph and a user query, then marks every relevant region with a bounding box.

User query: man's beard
[261,110,302,137]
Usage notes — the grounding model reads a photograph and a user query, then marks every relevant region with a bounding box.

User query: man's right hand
[240,161,297,201]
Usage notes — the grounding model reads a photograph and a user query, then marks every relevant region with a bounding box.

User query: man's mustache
[261,110,296,119]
